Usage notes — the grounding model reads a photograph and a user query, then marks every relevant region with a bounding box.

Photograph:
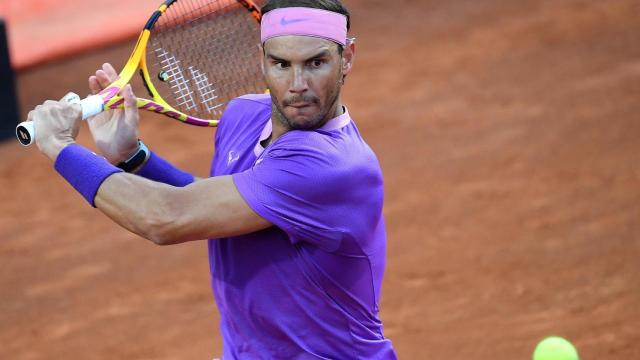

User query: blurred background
[1,0,639,358]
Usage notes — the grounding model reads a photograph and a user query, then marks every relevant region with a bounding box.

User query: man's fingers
[123,85,137,109]
[89,63,118,93]
[95,70,111,89]
[102,63,119,81]
[122,85,139,126]
[89,76,101,94]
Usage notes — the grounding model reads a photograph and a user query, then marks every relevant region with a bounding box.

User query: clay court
[1,0,639,358]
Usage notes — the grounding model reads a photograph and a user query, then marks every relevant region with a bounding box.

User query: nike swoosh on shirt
[280,17,307,26]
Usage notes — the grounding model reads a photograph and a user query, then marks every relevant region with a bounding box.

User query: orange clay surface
[0,0,156,70]
[1,0,639,358]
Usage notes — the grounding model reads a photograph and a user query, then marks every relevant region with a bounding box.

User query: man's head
[260,0,355,131]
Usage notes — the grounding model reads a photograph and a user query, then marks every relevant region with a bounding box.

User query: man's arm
[27,96,269,245]
[95,173,272,245]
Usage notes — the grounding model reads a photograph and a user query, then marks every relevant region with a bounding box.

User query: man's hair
[261,0,351,31]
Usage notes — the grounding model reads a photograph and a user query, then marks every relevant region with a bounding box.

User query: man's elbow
[144,216,198,246]
[136,202,187,246]
[132,184,210,245]
[139,218,178,246]
[146,231,174,246]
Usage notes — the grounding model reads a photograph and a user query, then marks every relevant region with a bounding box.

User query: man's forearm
[26,99,269,244]
[94,173,185,245]
[93,172,271,245]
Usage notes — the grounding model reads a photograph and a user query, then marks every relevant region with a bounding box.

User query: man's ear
[341,39,356,77]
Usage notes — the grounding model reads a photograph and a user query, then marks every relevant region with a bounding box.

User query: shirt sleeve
[232,135,369,252]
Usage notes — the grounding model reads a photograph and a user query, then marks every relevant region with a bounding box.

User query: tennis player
[27,0,397,358]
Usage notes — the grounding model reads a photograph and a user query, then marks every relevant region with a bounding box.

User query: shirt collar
[253,107,351,157]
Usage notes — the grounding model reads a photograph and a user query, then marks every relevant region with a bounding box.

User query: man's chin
[286,104,314,116]
[283,107,325,130]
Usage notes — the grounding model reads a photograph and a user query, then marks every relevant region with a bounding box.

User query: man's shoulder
[222,93,271,120]
[273,122,365,159]
[218,94,271,133]
[229,93,272,108]
[270,125,381,176]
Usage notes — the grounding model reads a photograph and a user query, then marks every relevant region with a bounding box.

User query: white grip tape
[80,94,105,120]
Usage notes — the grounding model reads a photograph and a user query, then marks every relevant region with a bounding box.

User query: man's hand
[29,98,82,161]
[87,63,140,164]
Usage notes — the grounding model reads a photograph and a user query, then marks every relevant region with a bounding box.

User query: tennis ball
[533,336,579,360]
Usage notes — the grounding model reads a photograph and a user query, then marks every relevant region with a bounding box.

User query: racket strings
[147,0,264,119]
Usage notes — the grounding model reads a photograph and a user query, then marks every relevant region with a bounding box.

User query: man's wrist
[54,144,123,207]
[47,138,76,163]
[117,140,150,173]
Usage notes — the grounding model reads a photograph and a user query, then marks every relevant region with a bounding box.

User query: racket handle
[80,94,105,120]
[15,94,105,146]
[15,121,35,146]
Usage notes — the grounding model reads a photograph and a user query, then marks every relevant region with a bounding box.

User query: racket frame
[16,0,263,146]
[100,0,262,127]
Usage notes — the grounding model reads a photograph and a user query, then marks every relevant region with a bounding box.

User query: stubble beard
[271,78,343,131]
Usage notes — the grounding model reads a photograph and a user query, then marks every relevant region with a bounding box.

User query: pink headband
[260,7,348,46]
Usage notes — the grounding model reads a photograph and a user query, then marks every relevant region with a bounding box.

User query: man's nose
[289,66,308,93]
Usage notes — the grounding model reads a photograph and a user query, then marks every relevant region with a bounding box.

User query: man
[28,0,397,358]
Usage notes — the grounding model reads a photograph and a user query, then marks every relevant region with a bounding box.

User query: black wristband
[116,140,149,173]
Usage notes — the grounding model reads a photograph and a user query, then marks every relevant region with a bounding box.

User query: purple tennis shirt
[208,94,396,359]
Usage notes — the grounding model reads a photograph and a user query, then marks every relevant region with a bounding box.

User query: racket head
[137,0,266,125]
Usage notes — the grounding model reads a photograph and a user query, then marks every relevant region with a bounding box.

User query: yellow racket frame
[98,0,262,127]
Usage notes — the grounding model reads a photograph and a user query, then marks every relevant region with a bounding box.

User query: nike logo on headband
[280,17,307,26]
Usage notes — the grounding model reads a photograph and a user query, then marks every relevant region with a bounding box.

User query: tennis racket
[16,0,265,146]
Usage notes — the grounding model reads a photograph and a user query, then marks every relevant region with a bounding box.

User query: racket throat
[140,69,155,98]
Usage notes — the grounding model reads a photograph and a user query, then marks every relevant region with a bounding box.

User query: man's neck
[268,102,344,146]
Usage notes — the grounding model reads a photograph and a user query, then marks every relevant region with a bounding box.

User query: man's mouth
[287,102,311,108]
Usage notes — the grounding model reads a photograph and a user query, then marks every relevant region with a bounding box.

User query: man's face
[262,36,346,130]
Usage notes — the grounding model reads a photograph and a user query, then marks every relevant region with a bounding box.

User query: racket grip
[15,94,105,146]
[80,95,105,120]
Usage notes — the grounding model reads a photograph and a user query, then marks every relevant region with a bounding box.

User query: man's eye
[275,61,289,69]
[310,59,324,68]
